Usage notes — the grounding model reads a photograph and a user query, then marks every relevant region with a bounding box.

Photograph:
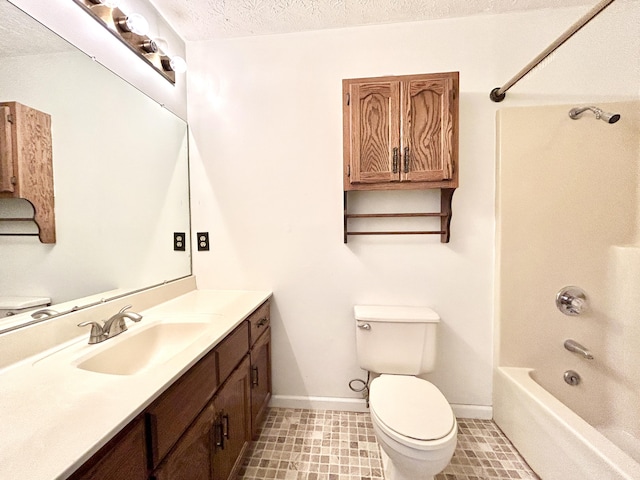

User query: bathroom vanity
[0,280,272,480]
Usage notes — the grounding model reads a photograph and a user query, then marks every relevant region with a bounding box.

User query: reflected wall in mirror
[0,0,191,326]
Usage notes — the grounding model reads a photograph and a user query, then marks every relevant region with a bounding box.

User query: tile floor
[238,408,540,480]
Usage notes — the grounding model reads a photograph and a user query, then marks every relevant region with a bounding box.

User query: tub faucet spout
[564,339,594,360]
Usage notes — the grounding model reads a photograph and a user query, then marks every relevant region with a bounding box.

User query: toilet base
[380,448,435,480]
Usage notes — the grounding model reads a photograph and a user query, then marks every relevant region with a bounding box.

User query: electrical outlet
[197,232,210,251]
[173,232,186,251]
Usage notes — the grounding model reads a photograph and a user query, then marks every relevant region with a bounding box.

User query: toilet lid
[369,375,455,441]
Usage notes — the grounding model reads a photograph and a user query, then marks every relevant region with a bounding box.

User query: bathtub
[493,367,640,480]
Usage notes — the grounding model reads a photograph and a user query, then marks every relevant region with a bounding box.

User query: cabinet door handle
[222,413,230,440]
[252,366,259,387]
[392,147,399,173]
[213,417,225,450]
[256,317,268,327]
[403,147,410,173]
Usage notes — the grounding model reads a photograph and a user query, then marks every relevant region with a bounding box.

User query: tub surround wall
[187,3,639,414]
[496,101,640,457]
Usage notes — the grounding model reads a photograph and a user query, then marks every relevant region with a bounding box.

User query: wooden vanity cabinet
[68,299,271,480]
[0,101,55,243]
[250,327,271,439]
[147,347,219,469]
[342,72,459,191]
[247,298,271,439]
[68,417,147,480]
[151,404,215,480]
[211,357,252,480]
[153,357,252,480]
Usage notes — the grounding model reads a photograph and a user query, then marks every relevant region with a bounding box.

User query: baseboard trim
[269,395,369,412]
[451,404,493,420]
[269,395,493,419]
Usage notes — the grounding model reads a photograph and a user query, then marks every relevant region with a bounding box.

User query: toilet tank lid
[354,305,440,323]
[0,296,51,310]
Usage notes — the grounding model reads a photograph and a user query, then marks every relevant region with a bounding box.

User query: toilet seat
[369,375,455,443]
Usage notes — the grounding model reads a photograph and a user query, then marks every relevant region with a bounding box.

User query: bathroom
[0,0,639,479]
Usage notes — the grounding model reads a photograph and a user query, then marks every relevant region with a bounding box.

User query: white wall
[188,3,639,411]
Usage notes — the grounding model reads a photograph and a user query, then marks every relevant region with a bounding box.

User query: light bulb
[153,38,169,53]
[169,56,187,73]
[124,13,150,36]
[98,0,120,7]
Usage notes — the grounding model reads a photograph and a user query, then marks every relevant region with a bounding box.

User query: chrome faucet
[78,305,143,344]
[564,339,594,360]
[30,308,60,319]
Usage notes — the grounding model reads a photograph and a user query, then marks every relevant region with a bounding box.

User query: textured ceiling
[0,1,74,57]
[149,0,598,40]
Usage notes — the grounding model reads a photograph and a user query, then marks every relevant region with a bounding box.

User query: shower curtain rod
[489,0,616,102]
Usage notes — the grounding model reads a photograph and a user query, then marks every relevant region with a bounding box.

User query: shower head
[569,106,621,124]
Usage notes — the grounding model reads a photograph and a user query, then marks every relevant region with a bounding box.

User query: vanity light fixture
[88,0,120,7]
[72,0,187,84]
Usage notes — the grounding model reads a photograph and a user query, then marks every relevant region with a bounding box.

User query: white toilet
[355,305,457,480]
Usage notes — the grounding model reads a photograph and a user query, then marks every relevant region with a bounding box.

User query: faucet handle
[78,321,105,344]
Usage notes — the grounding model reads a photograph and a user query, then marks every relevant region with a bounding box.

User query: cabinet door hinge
[6,114,14,124]
[346,93,350,106]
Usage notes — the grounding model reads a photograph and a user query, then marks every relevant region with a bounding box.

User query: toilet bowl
[369,374,457,480]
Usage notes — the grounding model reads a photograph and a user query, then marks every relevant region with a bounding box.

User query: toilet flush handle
[357,323,371,330]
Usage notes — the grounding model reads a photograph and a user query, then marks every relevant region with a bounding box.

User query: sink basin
[76,322,209,375]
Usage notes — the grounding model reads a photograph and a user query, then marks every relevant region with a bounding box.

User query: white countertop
[0,289,271,480]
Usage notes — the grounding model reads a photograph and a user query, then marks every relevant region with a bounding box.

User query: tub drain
[564,370,581,386]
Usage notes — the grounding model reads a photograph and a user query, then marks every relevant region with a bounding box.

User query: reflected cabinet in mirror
[0,0,191,329]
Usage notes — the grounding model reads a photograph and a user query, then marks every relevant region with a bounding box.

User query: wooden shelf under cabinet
[342,72,459,243]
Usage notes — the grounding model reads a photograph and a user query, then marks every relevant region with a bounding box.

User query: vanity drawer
[146,348,217,468]
[248,299,270,347]
[216,321,249,383]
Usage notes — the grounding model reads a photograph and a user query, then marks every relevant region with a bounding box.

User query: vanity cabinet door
[67,417,147,480]
[152,404,215,480]
[212,356,251,480]
[250,327,271,439]
[147,348,218,469]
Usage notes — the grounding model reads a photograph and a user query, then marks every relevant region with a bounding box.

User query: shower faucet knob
[556,286,588,316]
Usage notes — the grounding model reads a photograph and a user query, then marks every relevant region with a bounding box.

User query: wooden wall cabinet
[0,101,55,243]
[69,299,272,480]
[342,72,459,242]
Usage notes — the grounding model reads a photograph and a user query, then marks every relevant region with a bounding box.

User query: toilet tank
[355,305,440,375]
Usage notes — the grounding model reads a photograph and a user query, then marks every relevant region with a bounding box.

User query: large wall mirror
[0,0,191,329]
